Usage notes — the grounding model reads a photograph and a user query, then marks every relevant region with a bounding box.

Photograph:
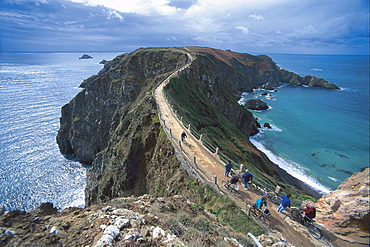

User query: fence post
[188,124,191,130]
[215,147,219,155]
[179,140,182,151]
[193,156,196,165]
[199,134,203,142]
[246,204,251,216]
[214,175,217,185]
[169,129,172,138]
[240,164,243,173]
[180,116,183,123]
[275,185,281,194]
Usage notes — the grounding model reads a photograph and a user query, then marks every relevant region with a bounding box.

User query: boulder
[315,167,370,244]
[263,123,272,129]
[244,99,269,110]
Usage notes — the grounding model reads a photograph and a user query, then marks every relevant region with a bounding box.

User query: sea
[0,52,121,211]
[0,52,369,211]
[239,54,370,194]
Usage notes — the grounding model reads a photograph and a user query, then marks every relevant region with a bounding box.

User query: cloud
[249,14,264,21]
[69,0,180,15]
[0,0,368,54]
[103,9,124,22]
[236,26,250,35]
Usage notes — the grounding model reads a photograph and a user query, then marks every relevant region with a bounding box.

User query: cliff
[56,47,339,206]
[315,167,369,245]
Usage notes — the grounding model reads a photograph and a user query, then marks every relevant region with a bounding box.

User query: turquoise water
[240,54,370,194]
[0,52,121,211]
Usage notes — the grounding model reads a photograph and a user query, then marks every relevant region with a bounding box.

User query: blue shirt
[225,163,233,169]
[281,195,291,208]
[255,198,267,209]
[242,172,253,182]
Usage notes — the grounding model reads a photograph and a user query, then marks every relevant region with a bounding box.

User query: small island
[79,54,93,59]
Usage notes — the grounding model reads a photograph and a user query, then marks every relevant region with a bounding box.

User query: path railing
[153,53,304,234]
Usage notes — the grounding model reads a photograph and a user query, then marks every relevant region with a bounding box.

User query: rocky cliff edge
[315,167,369,245]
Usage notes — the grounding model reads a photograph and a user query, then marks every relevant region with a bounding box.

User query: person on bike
[227,175,239,190]
[181,131,187,142]
[224,160,233,177]
[303,203,316,222]
[241,169,253,190]
[254,196,267,210]
[277,194,291,213]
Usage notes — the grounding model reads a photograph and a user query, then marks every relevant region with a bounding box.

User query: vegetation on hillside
[164,73,311,204]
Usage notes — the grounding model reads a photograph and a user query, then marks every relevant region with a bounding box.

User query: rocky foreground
[0,195,291,247]
[315,167,370,245]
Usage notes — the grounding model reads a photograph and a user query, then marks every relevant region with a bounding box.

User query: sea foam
[250,137,332,194]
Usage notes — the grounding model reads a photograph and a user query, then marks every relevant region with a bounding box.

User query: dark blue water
[0,52,121,211]
[240,54,369,194]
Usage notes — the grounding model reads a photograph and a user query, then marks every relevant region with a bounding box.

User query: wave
[328,177,339,182]
[250,137,332,194]
[310,68,323,71]
[339,87,358,92]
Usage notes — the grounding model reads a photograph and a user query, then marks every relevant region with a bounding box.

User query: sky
[0,0,369,54]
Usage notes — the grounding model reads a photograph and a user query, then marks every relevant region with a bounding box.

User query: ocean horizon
[0,51,369,211]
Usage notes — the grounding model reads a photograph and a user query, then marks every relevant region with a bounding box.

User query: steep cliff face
[57,47,339,206]
[57,48,188,165]
[315,167,369,244]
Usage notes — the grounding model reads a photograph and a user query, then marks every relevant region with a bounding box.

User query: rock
[0,205,5,215]
[244,99,269,110]
[99,59,108,64]
[315,167,370,243]
[79,54,93,59]
[113,217,130,229]
[31,202,58,215]
[103,225,120,239]
[264,123,272,129]
[49,226,58,234]
[262,83,275,90]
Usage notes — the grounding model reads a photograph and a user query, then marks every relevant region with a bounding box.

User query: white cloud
[69,0,180,15]
[249,14,264,21]
[166,36,178,41]
[236,26,250,34]
[103,9,124,22]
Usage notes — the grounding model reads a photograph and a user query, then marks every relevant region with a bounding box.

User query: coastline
[274,164,322,199]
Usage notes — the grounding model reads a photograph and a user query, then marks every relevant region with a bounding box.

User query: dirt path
[153,53,340,247]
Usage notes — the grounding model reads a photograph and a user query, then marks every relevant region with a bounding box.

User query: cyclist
[303,203,316,222]
[277,194,291,213]
[181,131,187,142]
[224,160,233,177]
[227,175,239,190]
[253,196,269,216]
[241,169,253,189]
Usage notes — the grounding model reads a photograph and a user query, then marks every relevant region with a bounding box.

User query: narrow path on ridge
[153,52,339,247]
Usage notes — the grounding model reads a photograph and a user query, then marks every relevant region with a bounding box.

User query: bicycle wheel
[258,188,267,197]
[259,216,271,228]
[307,224,322,239]
[249,183,257,191]
[291,209,302,222]
[270,194,282,205]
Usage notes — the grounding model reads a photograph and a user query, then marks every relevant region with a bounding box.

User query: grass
[163,74,307,200]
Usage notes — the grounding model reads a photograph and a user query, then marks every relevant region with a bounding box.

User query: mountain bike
[246,200,271,228]
[257,188,282,205]
[222,180,241,199]
[291,208,322,239]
